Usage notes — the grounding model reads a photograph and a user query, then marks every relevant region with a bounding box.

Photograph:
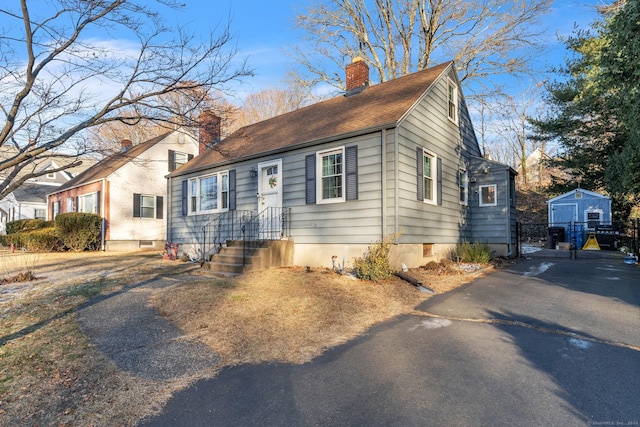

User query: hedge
[54,213,102,252]
[1,213,102,252]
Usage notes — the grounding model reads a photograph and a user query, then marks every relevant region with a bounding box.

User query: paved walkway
[76,275,218,381]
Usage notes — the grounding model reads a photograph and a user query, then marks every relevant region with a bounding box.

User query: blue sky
[168,0,605,99]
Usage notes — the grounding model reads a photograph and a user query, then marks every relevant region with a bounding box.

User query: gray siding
[468,157,515,245]
[169,132,385,246]
[394,69,479,245]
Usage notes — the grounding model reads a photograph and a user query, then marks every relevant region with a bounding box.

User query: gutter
[381,130,387,239]
[168,121,399,179]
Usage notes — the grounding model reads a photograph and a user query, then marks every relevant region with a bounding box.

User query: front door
[257,159,282,239]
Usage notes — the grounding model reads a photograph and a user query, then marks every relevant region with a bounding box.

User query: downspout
[167,176,172,243]
[394,127,400,239]
[381,129,387,238]
[101,178,106,251]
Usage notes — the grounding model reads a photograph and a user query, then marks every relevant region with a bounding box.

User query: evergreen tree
[530,0,638,217]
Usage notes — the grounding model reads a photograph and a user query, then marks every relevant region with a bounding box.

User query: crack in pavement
[412,310,640,352]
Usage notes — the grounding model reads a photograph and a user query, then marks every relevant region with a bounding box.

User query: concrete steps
[202,241,272,277]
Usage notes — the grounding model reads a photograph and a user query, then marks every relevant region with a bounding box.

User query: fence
[517,219,639,259]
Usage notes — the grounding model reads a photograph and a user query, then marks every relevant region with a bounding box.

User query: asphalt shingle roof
[173,61,452,176]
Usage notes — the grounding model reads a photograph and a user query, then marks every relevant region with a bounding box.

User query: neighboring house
[0,158,97,234]
[167,59,517,269]
[47,130,199,251]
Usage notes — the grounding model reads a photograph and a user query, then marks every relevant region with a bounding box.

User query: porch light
[250,167,258,177]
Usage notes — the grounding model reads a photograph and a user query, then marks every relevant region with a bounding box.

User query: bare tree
[293,0,552,95]
[0,0,252,199]
[484,86,549,187]
[231,78,316,131]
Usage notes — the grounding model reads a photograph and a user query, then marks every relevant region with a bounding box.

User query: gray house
[166,59,517,270]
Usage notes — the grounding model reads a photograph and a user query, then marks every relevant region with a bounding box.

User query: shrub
[6,219,54,235]
[55,213,102,252]
[19,228,61,252]
[354,235,396,281]
[455,240,491,264]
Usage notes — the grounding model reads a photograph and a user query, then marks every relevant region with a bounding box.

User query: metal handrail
[201,207,291,264]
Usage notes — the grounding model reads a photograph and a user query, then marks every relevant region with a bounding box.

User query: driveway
[141,259,640,427]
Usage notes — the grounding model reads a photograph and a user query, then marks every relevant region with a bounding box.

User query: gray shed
[547,188,612,228]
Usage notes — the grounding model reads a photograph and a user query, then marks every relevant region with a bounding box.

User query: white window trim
[188,170,229,215]
[479,184,498,207]
[78,192,99,214]
[447,78,458,124]
[459,169,468,206]
[66,197,73,212]
[422,149,437,205]
[139,194,157,219]
[317,147,346,204]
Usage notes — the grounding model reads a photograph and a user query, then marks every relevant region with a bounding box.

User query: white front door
[257,159,282,239]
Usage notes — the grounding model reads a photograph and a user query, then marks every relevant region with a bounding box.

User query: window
[458,169,468,205]
[318,148,344,203]
[34,208,46,220]
[78,193,99,213]
[422,151,436,203]
[133,194,163,219]
[52,201,60,219]
[447,79,458,123]
[188,171,229,214]
[479,185,497,206]
[66,197,74,212]
[305,146,357,205]
[169,150,193,172]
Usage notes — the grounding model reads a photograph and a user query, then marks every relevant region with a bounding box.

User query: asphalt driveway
[141,259,640,427]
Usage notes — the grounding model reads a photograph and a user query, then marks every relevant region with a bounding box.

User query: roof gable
[55,132,172,192]
[547,188,610,204]
[175,61,453,175]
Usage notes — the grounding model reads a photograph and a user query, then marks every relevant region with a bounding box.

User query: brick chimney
[345,57,369,96]
[198,111,221,154]
[120,139,132,151]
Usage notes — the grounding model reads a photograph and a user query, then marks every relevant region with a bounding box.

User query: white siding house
[47,130,198,251]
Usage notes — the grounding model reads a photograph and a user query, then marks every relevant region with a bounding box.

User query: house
[47,130,199,251]
[166,59,517,270]
[0,158,97,234]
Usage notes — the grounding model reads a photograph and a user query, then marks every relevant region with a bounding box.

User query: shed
[547,188,612,228]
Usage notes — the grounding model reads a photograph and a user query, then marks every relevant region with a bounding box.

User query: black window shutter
[305,154,316,205]
[229,169,236,210]
[96,191,101,215]
[133,193,141,217]
[416,147,424,201]
[437,157,443,206]
[182,180,188,216]
[168,150,176,172]
[156,196,163,219]
[75,196,78,212]
[346,145,358,201]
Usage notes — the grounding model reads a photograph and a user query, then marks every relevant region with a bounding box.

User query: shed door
[551,203,577,225]
[257,159,282,239]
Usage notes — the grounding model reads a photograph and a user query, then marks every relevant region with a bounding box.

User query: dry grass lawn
[0,251,495,426]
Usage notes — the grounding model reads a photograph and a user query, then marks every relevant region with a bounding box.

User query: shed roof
[547,188,610,204]
[171,61,454,177]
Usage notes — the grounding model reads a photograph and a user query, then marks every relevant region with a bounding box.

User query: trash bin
[548,227,565,249]
[566,224,584,249]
